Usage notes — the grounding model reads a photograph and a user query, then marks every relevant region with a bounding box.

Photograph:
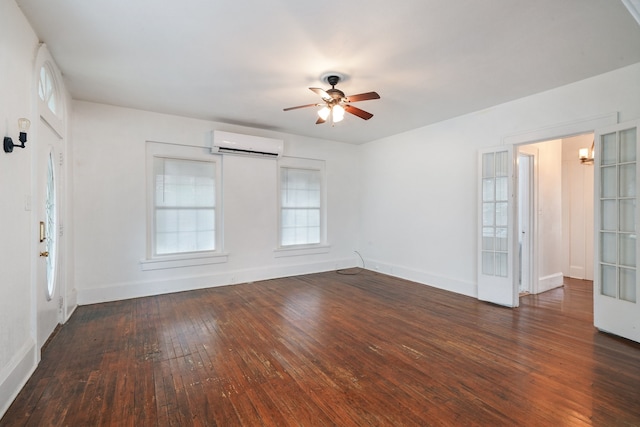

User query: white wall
[359,62,640,297]
[0,0,39,416]
[72,102,361,304]
[2,0,639,416]
[562,134,595,280]
[520,139,564,293]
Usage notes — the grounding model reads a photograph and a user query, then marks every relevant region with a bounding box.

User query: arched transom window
[38,64,61,119]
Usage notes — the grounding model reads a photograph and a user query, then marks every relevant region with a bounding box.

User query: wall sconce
[4,118,31,153]
[579,141,594,165]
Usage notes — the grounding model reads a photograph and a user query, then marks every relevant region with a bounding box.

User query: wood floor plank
[2,272,640,426]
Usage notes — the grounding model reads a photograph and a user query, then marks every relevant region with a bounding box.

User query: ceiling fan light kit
[318,106,331,121]
[332,104,345,122]
[284,73,380,125]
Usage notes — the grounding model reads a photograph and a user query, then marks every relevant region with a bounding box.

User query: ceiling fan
[283,74,380,124]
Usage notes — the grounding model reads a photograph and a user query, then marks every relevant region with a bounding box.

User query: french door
[594,120,640,342]
[477,146,517,307]
[477,119,639,344]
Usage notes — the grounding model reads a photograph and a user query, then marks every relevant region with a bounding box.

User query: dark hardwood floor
[3,271,640,426]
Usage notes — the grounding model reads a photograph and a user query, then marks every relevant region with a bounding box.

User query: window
[143,142,225,270]
[280,167,321,246]
[38,64,60,118]
[278,157,326,249]
[45,150,57,300]
[35,52,65,136]
[154,157,216,255]
[481,151,509,277]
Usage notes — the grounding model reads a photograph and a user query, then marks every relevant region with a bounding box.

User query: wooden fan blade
[344,105,374,120]
[310,87,331,100]
[316,116,326,124]
[345,91,380,102]
[283,103,319,111]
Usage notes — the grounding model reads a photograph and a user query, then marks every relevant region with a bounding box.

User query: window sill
[140,252,229,271]
[273,244,331,258]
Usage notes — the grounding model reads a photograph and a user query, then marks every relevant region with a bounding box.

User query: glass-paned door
[478,146,517,307]
[594,120,640,343]
[36,135,62,353]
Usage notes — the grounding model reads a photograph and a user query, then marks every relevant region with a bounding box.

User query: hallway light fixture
[4,118,31,153]
[579,141,594,165]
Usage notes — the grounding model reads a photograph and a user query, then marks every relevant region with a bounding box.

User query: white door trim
[32,44,69,360]
[503,113,618,146]
[496,113,618,305]
[517,152,535,294]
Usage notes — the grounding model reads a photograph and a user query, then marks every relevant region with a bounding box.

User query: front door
[594,120,640,343]
[36,120,62,351]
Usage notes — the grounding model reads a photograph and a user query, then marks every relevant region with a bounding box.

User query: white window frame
[141,141,227,270]
[275,157,330,257]
[37,60,65,134]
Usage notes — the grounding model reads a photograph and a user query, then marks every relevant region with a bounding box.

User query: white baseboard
[0,339,36,419]
[65,288,78,322]
[536,272,564,294]
[569,265,586,280]
[65,303,78,322]
[77,258,357,305]
[363,258,477,298]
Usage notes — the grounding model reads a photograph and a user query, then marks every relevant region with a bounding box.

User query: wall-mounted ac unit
[210,130,284,158]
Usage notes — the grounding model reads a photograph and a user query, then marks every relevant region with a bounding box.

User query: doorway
[516,133,594,297]
[34,48,68,355]
[518,153,533,294]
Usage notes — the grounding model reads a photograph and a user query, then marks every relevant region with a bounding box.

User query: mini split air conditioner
[210,130,284,158]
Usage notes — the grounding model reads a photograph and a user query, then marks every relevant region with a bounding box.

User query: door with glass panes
[594,120,640,343]
[478,146,517,307]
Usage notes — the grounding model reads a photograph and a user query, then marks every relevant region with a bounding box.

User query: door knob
[40,251,49,257]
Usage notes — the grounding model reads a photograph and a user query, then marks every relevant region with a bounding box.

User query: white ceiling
[15,0,640,144]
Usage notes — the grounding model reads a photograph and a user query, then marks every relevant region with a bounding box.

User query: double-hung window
[144,142,224,269]
[154,157,216,254]
[278,157,326,248]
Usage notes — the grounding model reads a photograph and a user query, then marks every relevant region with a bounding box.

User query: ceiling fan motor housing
[325,75,345,102]
[327,75,341,86]
[327,88,345,102]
